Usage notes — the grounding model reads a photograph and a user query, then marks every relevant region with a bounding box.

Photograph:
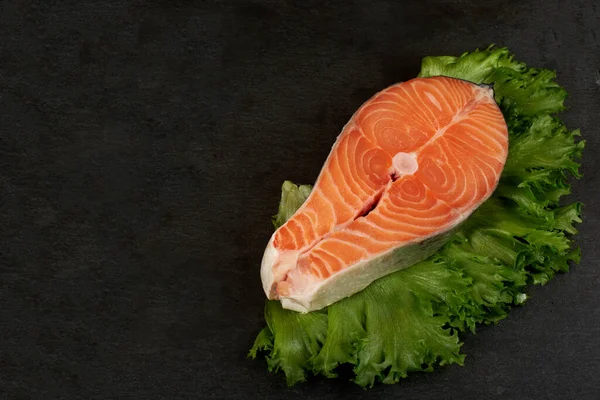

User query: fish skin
[263,225,461,313]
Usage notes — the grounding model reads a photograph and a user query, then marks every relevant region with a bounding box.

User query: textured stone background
[1,0,598,398]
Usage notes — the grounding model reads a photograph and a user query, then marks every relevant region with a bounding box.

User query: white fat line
[377,204,454,228]
[327,140,367,203]
[459,119,508,152]
[397,84,438,129]
[324,165,354,213]
[425,91,443,111]
[448,131,499,159]
[305,251,336,278]
[290,218,308,249]
[282,222,301,249]
[325,236,371,255]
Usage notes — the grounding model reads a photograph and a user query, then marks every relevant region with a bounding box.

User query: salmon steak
[261,76,509,313]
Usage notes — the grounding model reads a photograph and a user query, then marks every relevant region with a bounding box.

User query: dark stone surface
[1,0,598,398]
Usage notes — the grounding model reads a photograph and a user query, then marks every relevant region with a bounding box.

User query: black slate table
[1,1,599,399]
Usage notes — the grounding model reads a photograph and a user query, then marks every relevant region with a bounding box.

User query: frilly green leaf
[251,46,583,387]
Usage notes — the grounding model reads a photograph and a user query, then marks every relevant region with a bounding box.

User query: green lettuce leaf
[272,181,312,229]
[250,46,584,387]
